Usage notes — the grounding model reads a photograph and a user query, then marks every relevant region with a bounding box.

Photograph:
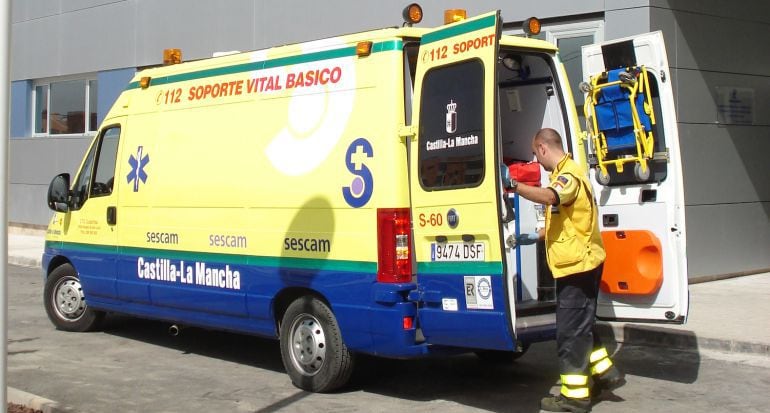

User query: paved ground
[8,231,770,411]
[7,262,770,412]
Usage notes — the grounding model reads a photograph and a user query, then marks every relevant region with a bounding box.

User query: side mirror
[47,173,71,212]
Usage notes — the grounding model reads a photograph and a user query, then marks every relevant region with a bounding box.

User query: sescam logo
[127,146,150,192]
[342,138,373,208]
[263,39,357,176]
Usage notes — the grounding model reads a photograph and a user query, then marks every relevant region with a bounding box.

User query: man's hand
[515,232,540,246]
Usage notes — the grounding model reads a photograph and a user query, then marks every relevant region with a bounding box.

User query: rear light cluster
[377,208,413,283]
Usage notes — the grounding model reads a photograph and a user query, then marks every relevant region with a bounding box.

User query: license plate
[430,242,485,262]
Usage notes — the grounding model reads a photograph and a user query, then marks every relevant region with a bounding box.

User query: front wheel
[44,263,104,332]
[279,296,354,392]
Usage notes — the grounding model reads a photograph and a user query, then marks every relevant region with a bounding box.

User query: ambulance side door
[581,31,688,323]
[62,124,123,300]
[409,11,514,350]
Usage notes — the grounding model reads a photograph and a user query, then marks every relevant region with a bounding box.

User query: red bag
[507,161,541,187]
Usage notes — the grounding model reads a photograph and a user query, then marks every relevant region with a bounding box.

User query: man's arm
[514,182,558,206]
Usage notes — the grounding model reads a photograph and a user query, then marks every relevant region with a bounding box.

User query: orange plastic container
[600,230,663,295]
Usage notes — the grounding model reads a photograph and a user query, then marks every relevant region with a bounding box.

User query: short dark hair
[534,128,563,150]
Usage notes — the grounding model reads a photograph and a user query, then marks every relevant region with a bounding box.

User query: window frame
[32,73,98,137]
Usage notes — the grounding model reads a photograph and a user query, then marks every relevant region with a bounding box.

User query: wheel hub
[54,277,86,321]
[288,314,327,376]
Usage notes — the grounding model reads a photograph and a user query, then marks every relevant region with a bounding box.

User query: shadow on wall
[668,6,770,275]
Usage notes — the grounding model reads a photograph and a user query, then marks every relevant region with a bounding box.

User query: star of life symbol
[446,99,457,133]
[127,146,150,192]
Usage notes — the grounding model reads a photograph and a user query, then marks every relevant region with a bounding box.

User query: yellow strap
[561,374,588,386]
[590,347,609,363]
[591,357,613,375]
[561,384,590,399]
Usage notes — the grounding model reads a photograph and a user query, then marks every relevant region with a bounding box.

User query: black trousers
[556,263,604,380]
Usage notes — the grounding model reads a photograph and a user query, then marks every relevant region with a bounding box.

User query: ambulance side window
[418,60,485,190]
[91,127,120,197]
[70,126,120,210]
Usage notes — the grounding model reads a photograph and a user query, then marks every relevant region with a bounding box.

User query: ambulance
[43,5,689,392]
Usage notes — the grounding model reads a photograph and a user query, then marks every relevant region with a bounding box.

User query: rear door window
[418,60,485,190]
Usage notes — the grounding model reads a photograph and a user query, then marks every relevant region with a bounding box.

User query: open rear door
[582,31,688,323]
[408,11,514,350]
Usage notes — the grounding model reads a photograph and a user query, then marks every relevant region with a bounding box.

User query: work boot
[592,365,626,395]
[540,394,591,413]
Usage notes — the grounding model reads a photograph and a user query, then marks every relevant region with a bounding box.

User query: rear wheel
[279,296,354,392]
[44,263,104,332]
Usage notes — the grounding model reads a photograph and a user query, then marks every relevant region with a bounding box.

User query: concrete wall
[10,0,604,80]
[649,1,770,277]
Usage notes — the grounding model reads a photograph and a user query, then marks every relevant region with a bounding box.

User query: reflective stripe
[591,357,613,375]
[561,374,588,386]
[590,347,609,363]
[561,384,590,399]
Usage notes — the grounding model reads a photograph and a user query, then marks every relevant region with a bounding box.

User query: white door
[581,31,688,323]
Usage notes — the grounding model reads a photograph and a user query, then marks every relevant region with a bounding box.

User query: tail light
[377,208,413,283]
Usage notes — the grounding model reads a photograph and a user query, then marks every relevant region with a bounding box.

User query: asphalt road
[7,264,770,413]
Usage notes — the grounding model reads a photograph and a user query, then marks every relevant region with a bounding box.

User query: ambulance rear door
[407,11,514,350]
[581,31,688,323]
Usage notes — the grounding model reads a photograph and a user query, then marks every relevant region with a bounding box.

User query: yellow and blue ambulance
[43,5,689,392]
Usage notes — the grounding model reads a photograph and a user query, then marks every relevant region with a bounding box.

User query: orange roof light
[523,17,541,36]
[163,48,182,65]
[402,3,423,26]
[139,76,151,89]
[444,9,467,24]
[356,41,373,57]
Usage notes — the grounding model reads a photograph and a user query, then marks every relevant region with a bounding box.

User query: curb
[7,387,65,413]
[9,256,41,269]
[596,322,770,356]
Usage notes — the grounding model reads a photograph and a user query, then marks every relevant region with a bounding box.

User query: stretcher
[582,66,656,185]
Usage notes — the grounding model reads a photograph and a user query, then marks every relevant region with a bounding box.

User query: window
[505,19,604,126]
[71,126,120,210]
[92,127,120,196]
[418,60,485,190]
[543,21,604,125]
[34,77,98,135]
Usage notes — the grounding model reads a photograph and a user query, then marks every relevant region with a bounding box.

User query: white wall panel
[686,202,770,277]
[675,69,770,126]
[651,0,770,24]
[11,0,60,23]
[655,8,770,74]
[61,0,126,13]
[59,1,135,73]
[679,124,770,205]
[135,1,255,66]
[11,15,60,79]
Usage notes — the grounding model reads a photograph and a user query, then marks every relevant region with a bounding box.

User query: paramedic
[502,128,624,413]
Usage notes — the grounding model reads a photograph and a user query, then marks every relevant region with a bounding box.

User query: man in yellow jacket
[504,128,624,413]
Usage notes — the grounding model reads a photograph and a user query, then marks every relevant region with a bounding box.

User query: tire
[279,296,354,392]
[44,263,104,332]
[634,162,651,182]
[475,343,531,363]
[596,169,611,186]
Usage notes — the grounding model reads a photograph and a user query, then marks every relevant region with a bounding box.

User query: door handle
[107,206,117,225]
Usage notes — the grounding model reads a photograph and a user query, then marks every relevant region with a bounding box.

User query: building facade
[9,0,770,278]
